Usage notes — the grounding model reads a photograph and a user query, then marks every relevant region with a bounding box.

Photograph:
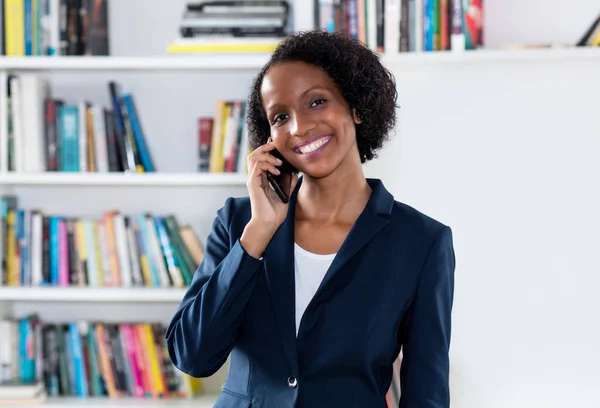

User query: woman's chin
[296,164,337,180]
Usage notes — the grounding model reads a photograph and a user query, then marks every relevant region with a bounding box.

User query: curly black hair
[246,30,398,163]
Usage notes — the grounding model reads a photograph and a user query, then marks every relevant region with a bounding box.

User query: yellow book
[92,221,104,287]
[141,324,165,397]
[167,36,281,54]
[5,0,25,56]
[6,210,17,286]
[209,100,226,173]
[103,212,121,286]
[75,220,88,285]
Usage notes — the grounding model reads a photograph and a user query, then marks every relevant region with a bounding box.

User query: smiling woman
[165,30,456,408]
[247,30,398,164]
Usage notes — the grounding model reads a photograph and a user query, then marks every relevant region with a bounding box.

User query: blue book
[24,0,32,55]
[136,214,159,287]
[69,323,88,397]
[58,105,80,172]
[49,216,60,285]
[122,94,155,172]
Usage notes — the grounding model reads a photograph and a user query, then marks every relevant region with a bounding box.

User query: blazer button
[287,375,297,388]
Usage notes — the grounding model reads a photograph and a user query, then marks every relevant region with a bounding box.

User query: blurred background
[0,1,599,407]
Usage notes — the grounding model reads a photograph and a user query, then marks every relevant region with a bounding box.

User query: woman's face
[260,61,361,179]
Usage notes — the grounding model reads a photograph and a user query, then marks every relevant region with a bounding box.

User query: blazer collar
[263,177,394,374]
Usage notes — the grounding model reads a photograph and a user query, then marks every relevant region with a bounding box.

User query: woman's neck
[296,163,372,225]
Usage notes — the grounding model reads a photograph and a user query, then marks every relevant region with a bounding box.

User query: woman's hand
[240,140,298,258]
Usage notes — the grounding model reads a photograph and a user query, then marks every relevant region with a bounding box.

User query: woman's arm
[398,226,456,408]
[164,197,267,378]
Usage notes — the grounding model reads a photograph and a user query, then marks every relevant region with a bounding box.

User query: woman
[166,30,456,408]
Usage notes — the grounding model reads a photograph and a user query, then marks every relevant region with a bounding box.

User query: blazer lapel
[262,178,395,371]
[263,185,300,373]
[315,178,394,299]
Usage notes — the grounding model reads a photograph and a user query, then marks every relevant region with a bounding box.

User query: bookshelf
[0,46,599,72]
[0,0,599,407]
[0,55,272,70]
[37,396,219,407]
[0,172,248,186]
[0,287,188,303]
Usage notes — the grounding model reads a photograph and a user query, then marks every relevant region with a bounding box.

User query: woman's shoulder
[389,199,452,244]
[216,195,252,226]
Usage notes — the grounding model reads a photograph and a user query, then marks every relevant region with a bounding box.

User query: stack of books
[1,0,109,57]
[0,195,205,288]
[0,316,202,400]
[5,75,155,173]
[314,0,484,53]
[197,99,251,173]
[168,0,290,54]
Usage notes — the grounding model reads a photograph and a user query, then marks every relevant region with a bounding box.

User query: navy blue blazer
[165,177,456,408]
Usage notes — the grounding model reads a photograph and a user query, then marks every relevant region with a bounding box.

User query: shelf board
[0,47,598,71]
[0,287,188,302]
[24,396,219,407]
[0,172,248,186]
[0,55,271,70]
[381,46,600,65]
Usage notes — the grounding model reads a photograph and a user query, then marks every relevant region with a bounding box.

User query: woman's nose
[289,112,316,137]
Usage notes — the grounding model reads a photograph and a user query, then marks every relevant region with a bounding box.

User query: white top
[294,243,336,336]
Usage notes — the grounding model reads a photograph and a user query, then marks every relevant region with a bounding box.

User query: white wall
[364,56,600,408]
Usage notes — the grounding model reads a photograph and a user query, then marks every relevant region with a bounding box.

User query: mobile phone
[266,148,297,204]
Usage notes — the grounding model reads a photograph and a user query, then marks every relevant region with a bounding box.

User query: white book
[46,0,60,55]
[9,77,24,172]
[113,213,133,287]
[415,0,423,52]
[92,105,108,172]
[367,0,377,51]
[385,0,400,54]
[125,224,143,286]
[0,72,8,173]
[20,75,49,172]
[0,320,12,383]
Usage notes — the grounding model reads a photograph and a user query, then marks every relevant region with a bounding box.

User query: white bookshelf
[1,1,599,407]
[0,47,599,72]
[0,287,187,303]
[0,172,247,186]
[25,396,219,407]
[0,55,272,70]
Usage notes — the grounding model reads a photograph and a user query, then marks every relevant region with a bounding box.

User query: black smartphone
[266,148,297,204]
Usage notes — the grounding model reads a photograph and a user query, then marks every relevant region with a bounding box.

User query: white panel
[364,57,600,408]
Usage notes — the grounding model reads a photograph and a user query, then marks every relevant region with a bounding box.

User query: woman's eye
[310,99,326,108]
[273,114,289,124]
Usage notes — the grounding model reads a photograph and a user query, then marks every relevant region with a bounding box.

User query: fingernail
[276,158,283,164]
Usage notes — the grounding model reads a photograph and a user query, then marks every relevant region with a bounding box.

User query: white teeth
[299,137,329,154]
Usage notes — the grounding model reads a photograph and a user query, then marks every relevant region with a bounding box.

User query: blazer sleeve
[398,226,456,408]
[165,198,264,378]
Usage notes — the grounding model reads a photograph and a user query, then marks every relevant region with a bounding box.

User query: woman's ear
[352,108,362,124]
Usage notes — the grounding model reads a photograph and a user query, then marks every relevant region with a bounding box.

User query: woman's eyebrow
[301,85,328,96]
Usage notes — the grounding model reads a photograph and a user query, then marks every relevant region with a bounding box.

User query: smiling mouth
[294,136,332,154]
